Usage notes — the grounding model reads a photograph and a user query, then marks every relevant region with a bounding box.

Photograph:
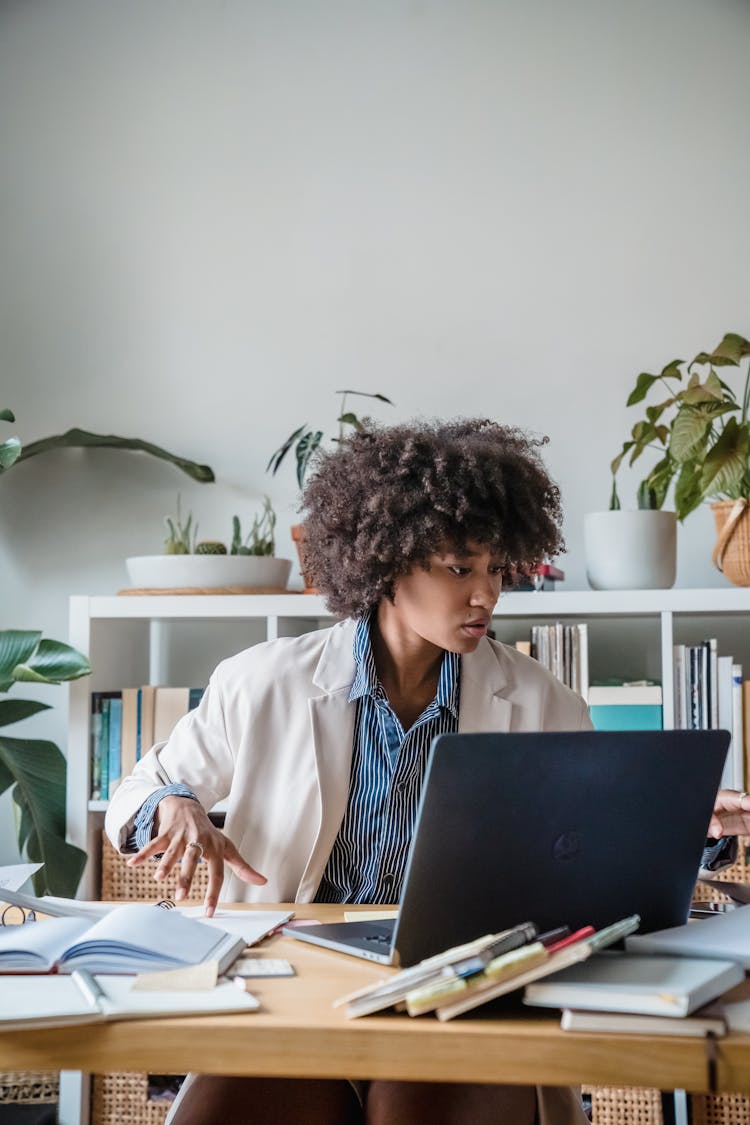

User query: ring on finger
[185,840,204,859]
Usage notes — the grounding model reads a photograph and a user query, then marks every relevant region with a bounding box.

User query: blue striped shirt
[316,614,460,904]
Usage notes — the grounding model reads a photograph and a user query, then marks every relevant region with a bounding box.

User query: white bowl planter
[583,511,677,590]
[125,555,292,591]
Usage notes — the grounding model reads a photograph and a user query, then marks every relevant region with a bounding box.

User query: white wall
[1,0,749,860]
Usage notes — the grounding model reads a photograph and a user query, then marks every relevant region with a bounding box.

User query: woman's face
[386,542,505,654]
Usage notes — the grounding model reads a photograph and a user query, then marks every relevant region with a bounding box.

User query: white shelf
[72,588,750,622]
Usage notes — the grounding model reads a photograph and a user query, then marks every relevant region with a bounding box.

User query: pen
[72,969,108,1010]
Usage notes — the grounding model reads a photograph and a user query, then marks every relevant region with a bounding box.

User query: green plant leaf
[294,430,322,488]
[0,699,51,728]
[16,430,214,483]
[337,412,360,427]
[610,441,634,476]
[0,408,15,423]
[0,630,42,688]
[0,734,86,896]
[609,477,621,510]
[669,407,710,463]
[335,391,394,404]
[9,637,91,685]
[265,425,308,476]
[0,437,22,471]
[699,418,750,497]
[673,461,704,520]
[626,372,659,406]
[642,455,675,510]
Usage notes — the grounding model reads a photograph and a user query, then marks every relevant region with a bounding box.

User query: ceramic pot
[583,510,677,590]
[125,554,292,591]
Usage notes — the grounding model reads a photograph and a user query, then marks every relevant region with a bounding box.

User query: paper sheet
[133,961,219,991]
[343,909,399,922]
[0,864,44,892]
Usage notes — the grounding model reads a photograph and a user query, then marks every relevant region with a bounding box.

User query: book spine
[577,623,589,703]
[673,644,686,729]
[732,664,744,790]
[107,695,123,796]
[99,699,110,801]
[90,694,103,800]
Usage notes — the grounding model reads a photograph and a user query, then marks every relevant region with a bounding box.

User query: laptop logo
[552,832,583,862]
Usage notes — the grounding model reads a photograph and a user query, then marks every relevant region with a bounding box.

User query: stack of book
[587,681,663,731]
[91,686,204,800]
[335,915,639,1021]
[673,639,746,789]
[517,622,588,700]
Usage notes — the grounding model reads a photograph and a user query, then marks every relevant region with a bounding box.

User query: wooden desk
[0,904,748,1096]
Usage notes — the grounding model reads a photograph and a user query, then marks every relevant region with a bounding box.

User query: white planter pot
[583,511,677,590]
[125,554,292,590]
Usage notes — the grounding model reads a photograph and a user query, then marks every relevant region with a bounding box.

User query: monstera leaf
[0,630,91,896]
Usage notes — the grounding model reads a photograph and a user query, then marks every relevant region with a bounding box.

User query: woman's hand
[126,795,266,916]
[708,788,750,840]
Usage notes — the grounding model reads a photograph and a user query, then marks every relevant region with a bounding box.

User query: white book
[577,623,589,703]
[717,655,736,789]
[0,903,246,975]
[560,1006,727,1037]
[673,644,688,729]
[524,951,743,1017]
[0,971,259,1030]
[733,663,744,790]
[626,904,750,969]
[587,685,662,705]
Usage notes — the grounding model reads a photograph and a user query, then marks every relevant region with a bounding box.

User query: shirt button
[382,872,395,885]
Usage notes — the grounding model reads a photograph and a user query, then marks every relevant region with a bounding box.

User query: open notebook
[0,972,260,1030]
[0,903,246,975]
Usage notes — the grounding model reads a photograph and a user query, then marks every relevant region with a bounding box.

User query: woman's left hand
[709,788,750,838]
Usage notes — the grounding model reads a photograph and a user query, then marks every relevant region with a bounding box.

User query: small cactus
[164,496,196,554]
[195,540,227,555]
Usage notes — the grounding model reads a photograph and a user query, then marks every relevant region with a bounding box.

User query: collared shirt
[316,614,460,905]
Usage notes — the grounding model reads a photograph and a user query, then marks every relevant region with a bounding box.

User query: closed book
[0,972,259,1030]
[120,688,140,782]
[0,903,246,975]
[337,922,538,1019]
[153,686,205,744]
[626,903,750,969]
[560,1006,727,1037]
[434,915,640,1022]
[107,695,123,796]
[588,685,662,732]
[138,685,156,760]
[523,952,743,1017]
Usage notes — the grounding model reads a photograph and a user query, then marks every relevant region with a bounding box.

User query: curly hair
[299,418,564,618]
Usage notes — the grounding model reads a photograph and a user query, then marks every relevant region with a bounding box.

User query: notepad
[0,972,260,1030]
[0,903,246,975]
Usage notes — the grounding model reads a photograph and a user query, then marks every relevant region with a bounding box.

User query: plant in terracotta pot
[266,390,394,590]
[595,332,750,588]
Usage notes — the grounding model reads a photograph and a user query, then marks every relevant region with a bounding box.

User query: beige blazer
[106,618,592,903]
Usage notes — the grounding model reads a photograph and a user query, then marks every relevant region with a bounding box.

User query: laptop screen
[392,729,729,966]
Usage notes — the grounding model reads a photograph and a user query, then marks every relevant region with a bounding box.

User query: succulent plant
[195,541,227,555]
[231,496,276,557]
[164,496,196,554]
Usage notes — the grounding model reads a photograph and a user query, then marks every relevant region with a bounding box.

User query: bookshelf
[61,588,750,1125]
[67,588,750,892]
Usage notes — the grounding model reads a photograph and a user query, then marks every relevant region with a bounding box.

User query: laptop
[284,729,730,967]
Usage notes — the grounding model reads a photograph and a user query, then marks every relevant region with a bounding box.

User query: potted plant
[0,629,90,896]
[586,333,750,589]
[266,389,393,589]
[125,495,292,591]
[0,409,215,894]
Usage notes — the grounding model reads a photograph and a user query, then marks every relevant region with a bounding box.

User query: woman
[106,418,745,1125]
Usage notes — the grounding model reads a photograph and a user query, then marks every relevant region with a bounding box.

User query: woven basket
[582,1085,663,1124]
[92,1073,173,1125]
[0,1071,59,1104]
[692,1092,750,1125]
[692,836,750,903]
[712,499,750,586]
[100,832,209,903]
